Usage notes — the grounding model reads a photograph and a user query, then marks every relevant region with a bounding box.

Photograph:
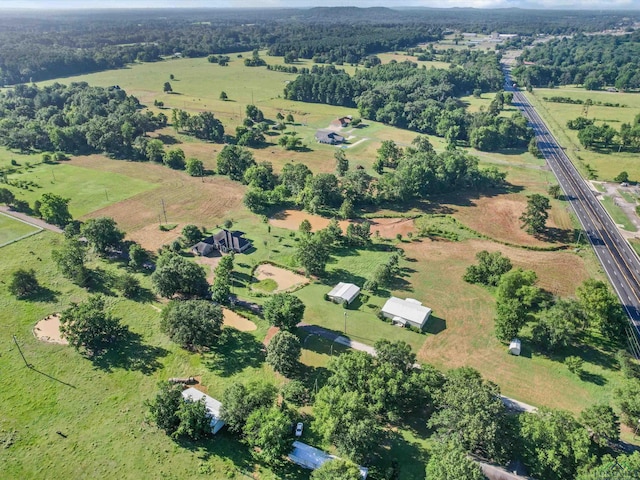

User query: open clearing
[5,162,157,218]
[269,208,415,238]
[0,213,41,246]
[223,308,257,331]
[33,314,68,345]
[254,263,309,292]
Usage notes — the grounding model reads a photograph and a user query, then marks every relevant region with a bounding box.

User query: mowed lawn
[0,213,41,245]
[4,162,157,218]
[525,87,640,181]
[0,232,303,480]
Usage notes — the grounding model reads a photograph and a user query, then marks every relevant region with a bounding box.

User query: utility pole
[344,311,347,334]
[13,335,30,368]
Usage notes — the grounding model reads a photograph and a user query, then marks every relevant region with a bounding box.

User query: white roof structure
[288,441,368,479]
[327,282,361,304]
[181,387,226,434]
[508,339,522,356]
[381,297,432,329]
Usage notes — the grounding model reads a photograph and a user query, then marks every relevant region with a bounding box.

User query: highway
[504,70,640,352]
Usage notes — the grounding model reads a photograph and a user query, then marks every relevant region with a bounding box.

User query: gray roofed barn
[381,297,431,330]
[327,282,361,305]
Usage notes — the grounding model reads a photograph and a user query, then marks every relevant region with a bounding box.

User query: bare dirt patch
[223,308,257,332]
[127,223,184,252]
[269,209,413,239]
[254,263,309,292]
[263,326,280,346]
[194,251,223,282]
[453,194,567,247]
[33,314,68,345]
[269,209,350,233]
[369,217,415,238]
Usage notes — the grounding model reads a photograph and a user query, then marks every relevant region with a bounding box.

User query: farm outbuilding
[509,339,522,356]
[381,297,432,330]
[181,387,226,434]
[288,441,368,479]
[327,282,361,305]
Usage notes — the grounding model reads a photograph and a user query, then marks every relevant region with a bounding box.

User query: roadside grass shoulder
[601,196,637,232]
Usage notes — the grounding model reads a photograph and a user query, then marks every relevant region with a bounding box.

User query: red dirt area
[254,263,309,292]
[454,194,568,247]
[369,217,415,238]
[33,314,68,345]
[269,209,414,238]
[263,326,280,346]
[127,223,184,252]
[269,209,350,232]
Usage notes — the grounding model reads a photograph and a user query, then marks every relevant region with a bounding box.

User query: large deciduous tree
[520,193,551,235]
[244,406,292,465]
[425,440,487,480]
[39,192,72,227]
[429,367,508,461]
[266,330,301,376]
[81,217,125,255]
[262,293,306,331]
[463,250,513,286]
[519,407,592,480]
[59,294,126,356]
[216,145,256,181]
[160,300,223,351]
[146,381,183,435]
[173,398,212,441]
[151,253,209,299]
[494,269,542,342]
[296,234,330,276]
[577,279,626,340]
[8,268,40,298]
[579,404,620,447]
[221,381,277,433]
[52,238,90,287]
[311,459,364,480]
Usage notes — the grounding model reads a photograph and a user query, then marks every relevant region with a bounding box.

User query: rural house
[327,282,361,305]
[192,229,251,256]
[330,115,353,128]
[381,297,432,330]
[315,129,345,145]
[181,387,226,434]
[288,441,368,479]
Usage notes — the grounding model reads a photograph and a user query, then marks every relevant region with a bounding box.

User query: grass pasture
[4,161,157,218]
[526,87,640,181]
[0,213,41,246]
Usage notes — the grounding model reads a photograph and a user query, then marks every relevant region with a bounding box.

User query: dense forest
[0,7,637,85]
[513,31,640,90]
[284,56,533,151]
[0,83,166,157]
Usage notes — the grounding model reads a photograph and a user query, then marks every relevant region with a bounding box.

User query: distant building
[315,130,345,145]
[288,441,368,479]
[381,297,432,330]
[330,115,353,128]
[181,387,226,434]
[192,229,251,256]
[327,282,361,305]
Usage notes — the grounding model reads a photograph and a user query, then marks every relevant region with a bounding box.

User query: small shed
[381,297,431,330]
[181,387,226,434]
[508,339,521,356]
[288,441,368,479]
[327,282,361,305]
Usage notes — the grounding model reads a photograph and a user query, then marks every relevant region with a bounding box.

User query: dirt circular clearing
[223,308,257,331]
[254,263,309,292]
[33,314,68,345]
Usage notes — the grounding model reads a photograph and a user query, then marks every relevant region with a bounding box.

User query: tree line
[513,31,640,91]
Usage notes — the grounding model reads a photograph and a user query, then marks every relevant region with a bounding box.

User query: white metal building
[381,297,432,330]
[181,387,226,434]
[288,441,368,479]
[327,282,361,305]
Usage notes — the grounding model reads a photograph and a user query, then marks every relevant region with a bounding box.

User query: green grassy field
[0,213,41,245]
[4,161,158,218]
[526,87,640,181]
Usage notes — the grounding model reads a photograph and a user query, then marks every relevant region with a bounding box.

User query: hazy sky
[3,0,640,10]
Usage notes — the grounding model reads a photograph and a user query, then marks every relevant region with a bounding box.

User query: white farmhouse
[381,297,431,330]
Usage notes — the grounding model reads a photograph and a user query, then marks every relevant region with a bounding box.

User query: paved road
[0,205,63,233]
[505,70,640,352]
